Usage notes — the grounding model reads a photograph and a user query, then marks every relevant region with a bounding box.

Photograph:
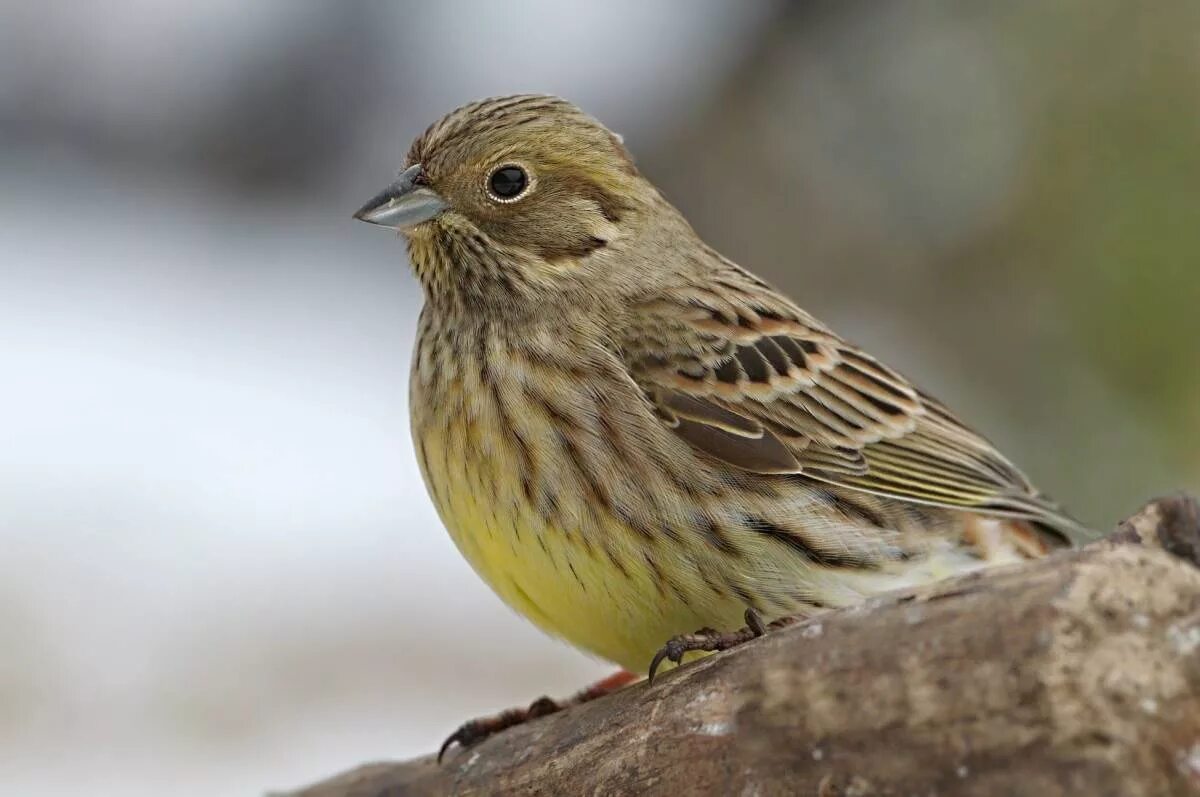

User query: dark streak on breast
[822,490,888,530]
[697,514,743,558]
[744,515,876,569]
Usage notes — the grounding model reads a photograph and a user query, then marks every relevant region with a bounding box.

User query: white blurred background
[2,2,1197,795]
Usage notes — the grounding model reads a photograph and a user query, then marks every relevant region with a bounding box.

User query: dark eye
[488,165,529,201]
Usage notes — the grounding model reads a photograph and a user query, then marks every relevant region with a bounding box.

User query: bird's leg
[647,608,799,683]
[437,669,638,762]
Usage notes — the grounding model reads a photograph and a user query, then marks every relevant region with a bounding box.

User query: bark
[279,495,1200,797]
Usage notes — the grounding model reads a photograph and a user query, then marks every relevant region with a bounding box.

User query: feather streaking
[381,94,1095,673]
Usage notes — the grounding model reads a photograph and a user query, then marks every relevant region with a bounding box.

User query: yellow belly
[406,319,1010,674]
[415,424,748,673]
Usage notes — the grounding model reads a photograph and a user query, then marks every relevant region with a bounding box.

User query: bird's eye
[487,165,529,202]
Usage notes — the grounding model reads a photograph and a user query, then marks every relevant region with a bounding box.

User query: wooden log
[279,495,1200,797]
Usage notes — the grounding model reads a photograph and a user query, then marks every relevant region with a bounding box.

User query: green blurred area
[1020,2,1200,462]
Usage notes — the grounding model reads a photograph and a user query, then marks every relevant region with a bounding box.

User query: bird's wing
[621,263,1092,545]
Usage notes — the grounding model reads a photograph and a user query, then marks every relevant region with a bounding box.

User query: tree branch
[278,495,1200,797]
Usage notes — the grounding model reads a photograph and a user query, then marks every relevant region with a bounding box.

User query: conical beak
[352,164,448,231]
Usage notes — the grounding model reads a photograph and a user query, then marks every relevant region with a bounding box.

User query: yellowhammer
[353,94,1092,759]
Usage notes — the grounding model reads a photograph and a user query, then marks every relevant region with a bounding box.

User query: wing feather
[622,262,1092,544]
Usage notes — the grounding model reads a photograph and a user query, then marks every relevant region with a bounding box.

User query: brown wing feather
[622,261,1092,544]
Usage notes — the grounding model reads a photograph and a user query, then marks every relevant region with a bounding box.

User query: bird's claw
[437,700,556,764]
[436,670,638,763]
[646,611,775,684]
[647,639,684,683]
[437,720,483,764]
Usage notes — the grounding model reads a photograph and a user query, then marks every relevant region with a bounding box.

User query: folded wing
[622,261,1092,545]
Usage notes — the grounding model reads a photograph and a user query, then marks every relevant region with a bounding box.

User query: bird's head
[354,95,688,308]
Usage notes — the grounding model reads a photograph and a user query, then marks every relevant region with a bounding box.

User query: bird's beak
[352,164,448,231]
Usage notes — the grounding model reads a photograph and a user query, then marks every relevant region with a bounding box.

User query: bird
[352,94,1093,759]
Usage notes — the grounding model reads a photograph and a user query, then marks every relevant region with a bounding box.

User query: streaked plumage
[358,94,1092,675]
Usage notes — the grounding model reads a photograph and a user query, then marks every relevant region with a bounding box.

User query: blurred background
[2,1,1197,794]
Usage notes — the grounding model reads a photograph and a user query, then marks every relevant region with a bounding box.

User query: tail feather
[984,491,1097,548]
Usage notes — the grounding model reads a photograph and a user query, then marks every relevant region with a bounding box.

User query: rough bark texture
[279,495,1200,797]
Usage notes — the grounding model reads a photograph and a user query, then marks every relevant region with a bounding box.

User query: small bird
[353,94,1092,758]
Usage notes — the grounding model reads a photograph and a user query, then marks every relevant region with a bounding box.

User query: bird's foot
[647,608,798,683]
[437,669,638,763]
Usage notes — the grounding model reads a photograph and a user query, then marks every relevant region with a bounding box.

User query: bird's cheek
[512,208,620,265]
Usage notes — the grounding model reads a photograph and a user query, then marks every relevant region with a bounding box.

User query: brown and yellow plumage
[356,93,1091,696]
